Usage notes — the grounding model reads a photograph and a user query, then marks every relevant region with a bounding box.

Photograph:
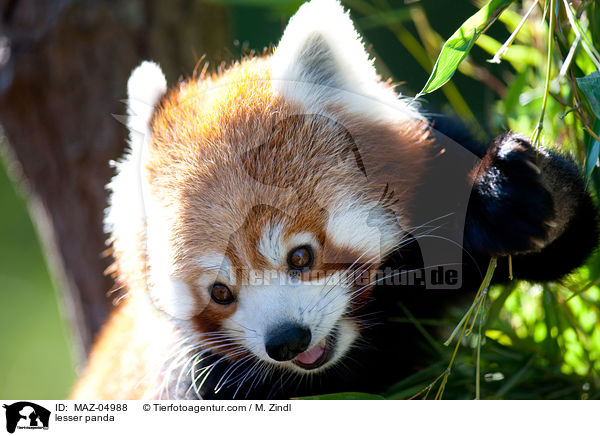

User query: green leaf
[419,29,476,96]
[295,392,385,400]
[576,71,600,122]
[584,121,600,185]
[586,139,600,184]
[419,0,514,95]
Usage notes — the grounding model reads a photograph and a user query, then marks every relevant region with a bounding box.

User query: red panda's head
[107,0,430,382]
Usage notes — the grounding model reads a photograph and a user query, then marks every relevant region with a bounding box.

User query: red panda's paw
[464,134,557,256]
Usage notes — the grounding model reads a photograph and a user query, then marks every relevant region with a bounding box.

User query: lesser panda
[72,0,599,399]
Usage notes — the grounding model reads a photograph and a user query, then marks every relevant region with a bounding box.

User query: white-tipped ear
[271,0,420,121]
[272,0,376,95]
[126,61,167,136]
[105,61,167,276]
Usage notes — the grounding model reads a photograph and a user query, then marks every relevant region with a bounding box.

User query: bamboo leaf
[576,72,600,122]
[419,0,514,95]
[586,140,600,183]
[584,122,600,184]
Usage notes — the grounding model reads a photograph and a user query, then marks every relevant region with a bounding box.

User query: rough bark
[0,0,229,364]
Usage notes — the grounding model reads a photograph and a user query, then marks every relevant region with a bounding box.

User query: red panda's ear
[272,0,375,93]
[271,0,420,121]
[105,61,167,293]
[126,61,167,146]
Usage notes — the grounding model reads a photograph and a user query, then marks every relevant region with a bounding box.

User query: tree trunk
[0,0,229,364]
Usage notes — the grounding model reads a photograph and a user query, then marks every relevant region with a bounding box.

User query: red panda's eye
[287,245,314,271]
[210,283,235,305]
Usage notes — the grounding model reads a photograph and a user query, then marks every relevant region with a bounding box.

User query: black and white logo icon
[2,402,50,434]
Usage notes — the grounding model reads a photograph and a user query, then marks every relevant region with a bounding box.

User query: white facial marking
[285,232,319,252]
[223,271,353,373]
[196,254,235,288]
[326,198,400,262]
[258,222,285,265]
[197,254,233,280]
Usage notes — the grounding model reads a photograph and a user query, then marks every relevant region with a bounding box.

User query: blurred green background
[0,159,75,398]
[1,0,599,399]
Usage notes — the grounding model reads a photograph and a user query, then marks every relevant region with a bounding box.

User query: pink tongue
[296,343,325,365]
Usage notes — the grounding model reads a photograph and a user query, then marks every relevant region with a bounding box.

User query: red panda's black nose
[265,325,312,361]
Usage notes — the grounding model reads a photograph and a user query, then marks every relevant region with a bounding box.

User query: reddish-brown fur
[73,56,430,399]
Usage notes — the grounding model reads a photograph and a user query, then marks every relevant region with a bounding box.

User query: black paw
[464,134,555,256]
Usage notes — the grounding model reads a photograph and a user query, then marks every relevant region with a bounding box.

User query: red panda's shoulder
[71,296,175,400]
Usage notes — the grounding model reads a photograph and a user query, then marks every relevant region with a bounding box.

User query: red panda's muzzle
[264,322,337,370]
